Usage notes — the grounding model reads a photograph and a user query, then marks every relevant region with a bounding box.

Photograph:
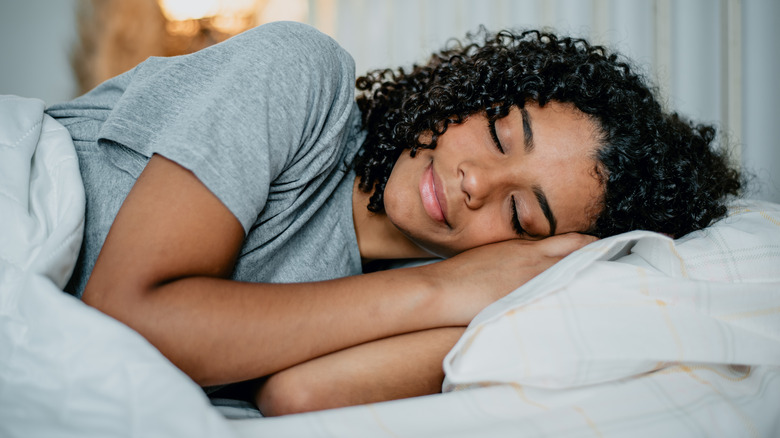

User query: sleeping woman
[46,21,741,416]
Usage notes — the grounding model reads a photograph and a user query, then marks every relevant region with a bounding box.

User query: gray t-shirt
[47,22,365,297]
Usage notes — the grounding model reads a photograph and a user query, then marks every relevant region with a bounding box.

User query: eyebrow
[519,107,535,152]
[520,108,555,235]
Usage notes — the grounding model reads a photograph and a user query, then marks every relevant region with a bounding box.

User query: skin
[81,100,603,417]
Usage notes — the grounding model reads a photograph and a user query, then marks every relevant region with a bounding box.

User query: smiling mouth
[420,162,449,225]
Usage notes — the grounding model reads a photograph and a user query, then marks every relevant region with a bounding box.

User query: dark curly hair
[353,28,741,238]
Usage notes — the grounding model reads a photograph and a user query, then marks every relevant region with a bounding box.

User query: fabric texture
[0,95,237,438]
[444,201,780,387]
[46,21,365,297]
[0,96,84,288]
[440,200,780,437]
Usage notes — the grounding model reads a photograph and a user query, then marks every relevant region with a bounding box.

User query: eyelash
[488,119,504,153]
[510,196,526,236]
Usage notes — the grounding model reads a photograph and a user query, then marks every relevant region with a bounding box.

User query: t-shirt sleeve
[97,21,357,233]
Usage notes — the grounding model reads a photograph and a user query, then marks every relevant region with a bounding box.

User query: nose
[460,161,509,209]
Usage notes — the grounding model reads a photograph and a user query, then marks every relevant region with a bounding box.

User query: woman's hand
[422,234,598,325]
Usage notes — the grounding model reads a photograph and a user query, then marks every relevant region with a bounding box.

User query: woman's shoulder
[230,21,354,70]
[244,21,331,43]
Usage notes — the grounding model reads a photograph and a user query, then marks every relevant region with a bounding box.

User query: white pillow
[443,200,780,390]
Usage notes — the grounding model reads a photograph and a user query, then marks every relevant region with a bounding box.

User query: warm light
[158,0,220,21]
[157,0,309,37]
[158,0,259,21]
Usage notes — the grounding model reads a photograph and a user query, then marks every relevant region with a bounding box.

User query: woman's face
[383,101,605,258]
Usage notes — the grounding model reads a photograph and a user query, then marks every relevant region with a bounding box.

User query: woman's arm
[256,327,466,416]
[84,154,592,386]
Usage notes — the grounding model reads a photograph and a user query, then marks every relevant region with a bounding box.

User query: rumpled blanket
[0,95,236,438]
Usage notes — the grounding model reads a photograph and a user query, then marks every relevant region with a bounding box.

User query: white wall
[742,0,780,203]
[1,0,777,202]
[0,0,79,104]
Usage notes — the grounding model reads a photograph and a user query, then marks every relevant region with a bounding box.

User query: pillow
[443,200,780,390]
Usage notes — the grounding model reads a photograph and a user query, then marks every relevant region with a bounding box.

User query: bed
[2,94,779,437]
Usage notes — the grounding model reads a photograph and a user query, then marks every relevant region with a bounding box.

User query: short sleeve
[97,22,358,232]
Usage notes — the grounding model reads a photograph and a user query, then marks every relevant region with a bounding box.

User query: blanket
[0,95,236,438]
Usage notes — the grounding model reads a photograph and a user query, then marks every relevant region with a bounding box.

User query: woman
[46,21,740,416]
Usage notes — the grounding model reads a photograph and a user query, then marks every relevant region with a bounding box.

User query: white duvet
[2,94,779,437]
[0,96,236,438]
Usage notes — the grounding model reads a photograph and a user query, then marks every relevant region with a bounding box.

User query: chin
[385,214,451,259]
[403,231,461,259]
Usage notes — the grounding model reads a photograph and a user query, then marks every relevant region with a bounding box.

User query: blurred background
[1,0,778,202]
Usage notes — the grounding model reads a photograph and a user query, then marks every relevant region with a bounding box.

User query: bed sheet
[229,366,780,437]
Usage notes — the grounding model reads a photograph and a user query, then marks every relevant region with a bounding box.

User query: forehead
[522,101,600,156]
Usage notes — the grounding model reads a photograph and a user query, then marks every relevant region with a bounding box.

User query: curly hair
[353,28,741,238]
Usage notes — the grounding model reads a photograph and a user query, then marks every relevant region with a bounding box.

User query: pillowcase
[443,200,780,390]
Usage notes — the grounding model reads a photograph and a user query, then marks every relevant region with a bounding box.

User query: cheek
[382,157,421,231]
[383,182,411,227]
[453,211,516,251]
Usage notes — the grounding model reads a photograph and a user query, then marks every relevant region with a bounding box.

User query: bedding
[0,95,237,438]
[2,94,779,437]
[234,205,780,437]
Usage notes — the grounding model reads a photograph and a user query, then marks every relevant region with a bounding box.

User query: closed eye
[511,196,526,236]
[488,119,504,153]
[491,119,525,236]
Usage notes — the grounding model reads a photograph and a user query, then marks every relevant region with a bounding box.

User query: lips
[420,162,448,225]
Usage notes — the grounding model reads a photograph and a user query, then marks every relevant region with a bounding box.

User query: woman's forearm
[92,265,455,387]
[256,327,467,416]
